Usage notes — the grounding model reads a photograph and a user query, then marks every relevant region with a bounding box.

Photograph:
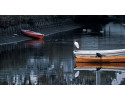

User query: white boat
[73,49,125,57]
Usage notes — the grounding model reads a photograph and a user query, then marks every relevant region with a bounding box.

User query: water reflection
[74,68,125,85]
[1,22,125,85]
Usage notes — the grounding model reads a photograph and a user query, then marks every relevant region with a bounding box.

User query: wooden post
[104,26,106,36]
[96,70,101,85]
[109,26,110,37]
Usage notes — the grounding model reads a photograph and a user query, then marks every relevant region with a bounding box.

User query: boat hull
[75,56,125,63]
[21,30,44,39]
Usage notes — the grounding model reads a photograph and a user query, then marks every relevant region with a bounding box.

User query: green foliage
[0,15,73,28]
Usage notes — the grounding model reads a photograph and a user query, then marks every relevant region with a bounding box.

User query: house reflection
[0,38,74,85]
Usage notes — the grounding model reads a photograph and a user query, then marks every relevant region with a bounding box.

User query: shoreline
[0,22,82,46]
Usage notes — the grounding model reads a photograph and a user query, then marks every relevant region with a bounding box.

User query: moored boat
[21,29,44,39]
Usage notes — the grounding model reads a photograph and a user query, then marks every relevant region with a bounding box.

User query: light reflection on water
[1,22,125,85]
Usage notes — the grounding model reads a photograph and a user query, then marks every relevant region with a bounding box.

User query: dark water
[1,22,125,85]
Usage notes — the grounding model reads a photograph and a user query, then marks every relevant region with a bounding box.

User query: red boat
[21,29,44,39]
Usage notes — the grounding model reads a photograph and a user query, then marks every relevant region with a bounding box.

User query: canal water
[1,22,125,85]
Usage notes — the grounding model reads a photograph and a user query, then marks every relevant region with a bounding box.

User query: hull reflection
[24,39,44,47]
[76,63,125,68]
